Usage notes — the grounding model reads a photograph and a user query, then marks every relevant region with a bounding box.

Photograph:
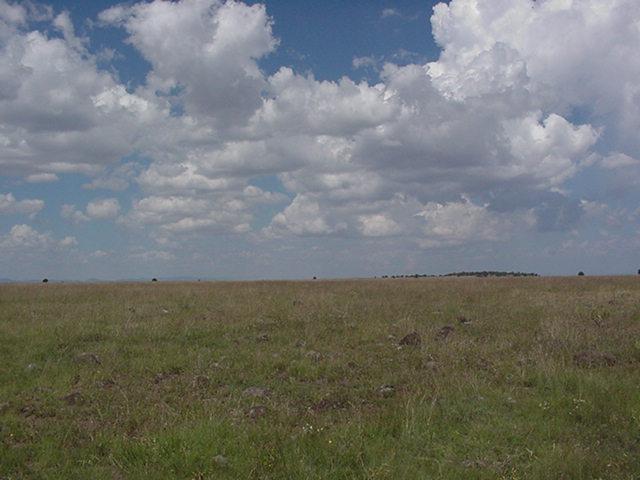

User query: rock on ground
[243,386,271,398]
[437,325,454,339]
[247,405,267,419]
[378,384,395,398]
[75,352,101,365]
[62,391,85,406]
[399,332,421,346]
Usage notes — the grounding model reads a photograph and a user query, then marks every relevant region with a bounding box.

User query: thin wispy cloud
[381,8,402,19]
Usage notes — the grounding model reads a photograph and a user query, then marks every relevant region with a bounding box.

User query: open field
[1,277,640,479]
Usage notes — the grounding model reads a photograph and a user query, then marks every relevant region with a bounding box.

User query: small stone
[306,350,323,361]
[424,360,438,370]
[154,367,183,383]
[462,459,488,469]
[62,391,85,406]
[437,325,454,339]
[458,316,473,325]
[19,404,36,417]
[378,384,395,398]
[243,386,271,398]
[96,378,116,389]
[399,332,421,346]
[213,454,228,467]
[75,352,101,365]
[247,405,267,419]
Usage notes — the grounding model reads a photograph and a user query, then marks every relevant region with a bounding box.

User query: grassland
[1,276,640,479]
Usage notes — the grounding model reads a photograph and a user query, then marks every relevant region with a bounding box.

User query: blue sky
[43,0,442,85]
[0,0,639,280]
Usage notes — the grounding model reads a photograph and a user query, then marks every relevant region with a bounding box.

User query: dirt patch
[193,375,211,389]
[573,350,617,368]
[309,396,350,413]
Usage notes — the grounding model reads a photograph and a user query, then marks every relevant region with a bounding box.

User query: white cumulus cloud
[86,198,120,219]
[1,0,640,273]
[0,192,44,217]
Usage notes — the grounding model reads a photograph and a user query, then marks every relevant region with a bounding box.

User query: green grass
[1,277,640,479]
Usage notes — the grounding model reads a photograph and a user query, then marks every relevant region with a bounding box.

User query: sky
[0,0,639,281]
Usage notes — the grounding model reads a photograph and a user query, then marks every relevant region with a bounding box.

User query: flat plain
[1,276,639,479]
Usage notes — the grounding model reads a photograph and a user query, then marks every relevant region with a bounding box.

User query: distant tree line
[442,271,539,278]
[379,271,538,279]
